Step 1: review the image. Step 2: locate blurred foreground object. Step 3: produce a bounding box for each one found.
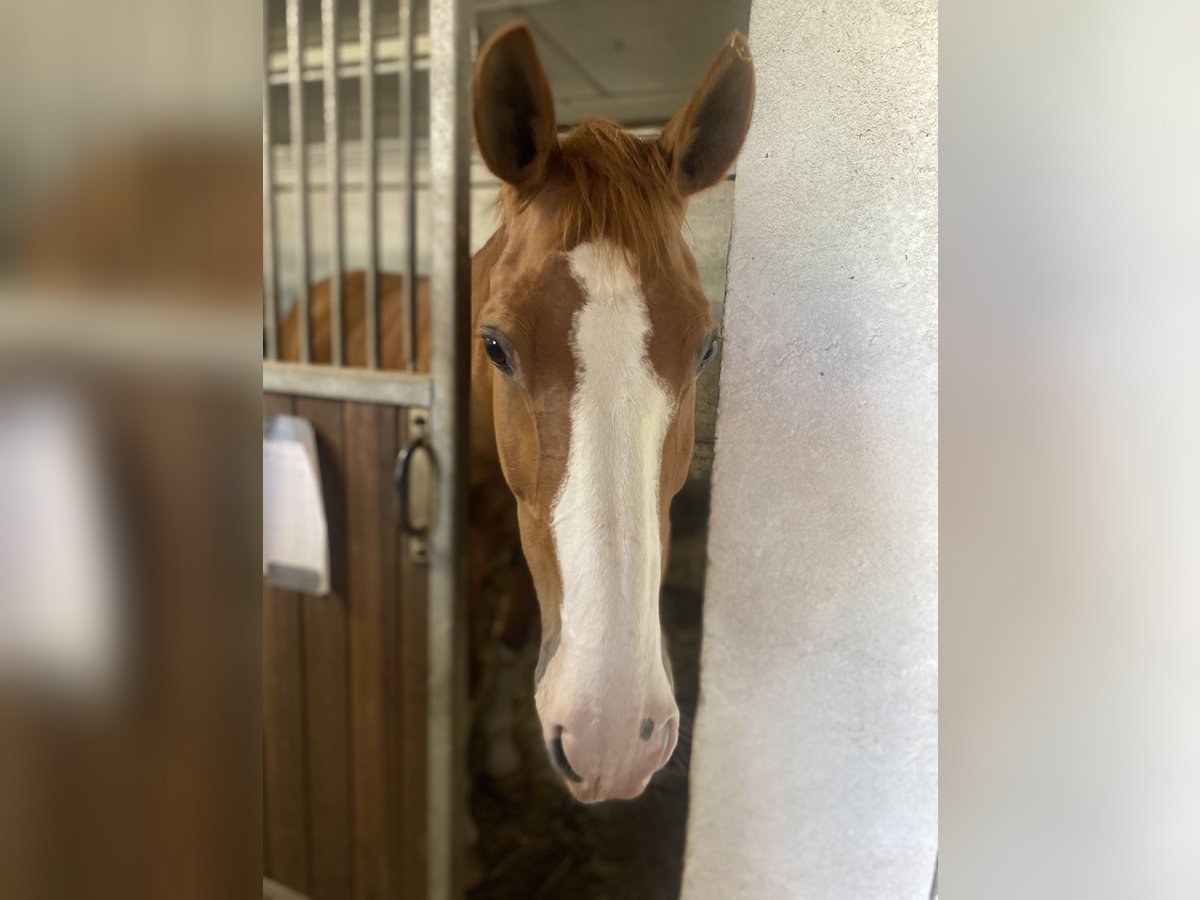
[0,0,258,306]
[942,0,1200,897]
[0,0,260,895]
[0,390,123,697]
[14,135,261,307]
[0,332,260,900]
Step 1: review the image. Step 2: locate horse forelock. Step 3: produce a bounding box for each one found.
[497,120,684,269]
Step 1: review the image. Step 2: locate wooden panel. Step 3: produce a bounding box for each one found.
[264,394,429,899]
[262,393,312,894]
[344,401,399,900]
[296,396,352,900]
[396,412,429,898]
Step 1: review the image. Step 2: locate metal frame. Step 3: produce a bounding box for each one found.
[400,0,419,371]
[263,363,431,407]
[321,0,344,366]
[285,0,312,363]
[265,35,432,86]
[262,0,279,360]
[359,0,379,369]
[263,0,471,896]
[427,1,471,896]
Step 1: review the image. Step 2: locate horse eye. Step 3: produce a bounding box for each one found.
[699,335,719,369]
[483,336,510,371]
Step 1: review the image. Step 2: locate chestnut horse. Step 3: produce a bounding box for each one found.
[283,22,754,802]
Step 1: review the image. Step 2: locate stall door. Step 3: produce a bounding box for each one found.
[263,393,429,900]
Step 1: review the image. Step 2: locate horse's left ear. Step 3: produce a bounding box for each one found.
[659,31,756,196]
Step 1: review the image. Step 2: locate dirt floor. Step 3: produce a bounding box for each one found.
[468,484,710,900]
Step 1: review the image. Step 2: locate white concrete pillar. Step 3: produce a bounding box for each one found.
[682,0,938,897]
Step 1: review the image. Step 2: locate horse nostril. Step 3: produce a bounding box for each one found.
[549,726,583,783]
[640,718,655,741]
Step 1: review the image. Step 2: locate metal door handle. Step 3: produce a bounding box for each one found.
[395,409,435,563]
[395,435,432,537]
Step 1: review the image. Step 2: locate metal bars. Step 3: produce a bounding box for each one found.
[285,0,311,363]
[359,0,380,369]
[401,0,419,371]
[426,1,471,897]
[321,0,344,365]
[262,0,279,360]
[266,0,427,377]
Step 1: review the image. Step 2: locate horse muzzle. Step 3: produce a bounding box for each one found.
[535,649,679,802]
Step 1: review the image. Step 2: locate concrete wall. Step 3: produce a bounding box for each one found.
[682,0,938,897]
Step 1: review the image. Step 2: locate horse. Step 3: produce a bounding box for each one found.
[282,21,755,803]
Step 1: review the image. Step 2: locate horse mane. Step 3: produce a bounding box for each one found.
[499,119,684,265]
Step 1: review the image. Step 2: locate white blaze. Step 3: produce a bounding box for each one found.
[549,241,673,698]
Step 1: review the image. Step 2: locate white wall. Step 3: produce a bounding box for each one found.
[682,0,938,897]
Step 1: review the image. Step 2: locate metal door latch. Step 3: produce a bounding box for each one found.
[395,408,436,565]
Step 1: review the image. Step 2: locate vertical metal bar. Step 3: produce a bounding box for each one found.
[263,1,279,360]
[322,0,344,366]
[286,0,312,363]
[427,0,470,896]
[360,0,380,369]
[400,0,418,371]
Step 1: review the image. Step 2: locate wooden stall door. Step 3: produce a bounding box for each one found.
[264,393,428,900]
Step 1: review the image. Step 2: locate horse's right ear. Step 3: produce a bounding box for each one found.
[473,22,557,190]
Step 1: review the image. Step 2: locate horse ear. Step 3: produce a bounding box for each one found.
[472,21,557,190]
[659,31,755,196]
